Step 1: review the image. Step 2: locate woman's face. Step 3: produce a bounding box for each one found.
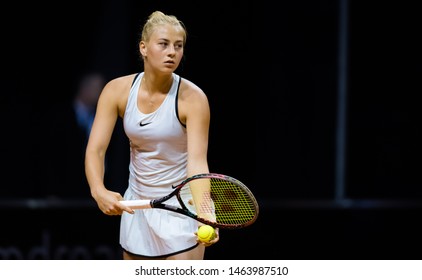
[141,24,185,73]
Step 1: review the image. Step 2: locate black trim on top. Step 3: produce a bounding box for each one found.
[132,72,141,87]
[175,76,186,127]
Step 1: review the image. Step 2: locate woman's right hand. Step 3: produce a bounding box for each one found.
[94,189,134,215]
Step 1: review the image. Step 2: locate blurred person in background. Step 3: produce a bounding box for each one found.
[44,72,128,198]
[73,72,105,142]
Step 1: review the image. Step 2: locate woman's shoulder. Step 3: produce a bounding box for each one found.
[178,76,209,111]
[106,73,140,90]
[100,73,139,99]
[179,76,206,99]
[99,73,141,115]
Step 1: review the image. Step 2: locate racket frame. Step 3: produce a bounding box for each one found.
[122,173,259,229]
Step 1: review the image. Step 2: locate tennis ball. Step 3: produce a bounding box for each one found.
[197,225,216,242]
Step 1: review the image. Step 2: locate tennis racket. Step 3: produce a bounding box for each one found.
[120,173,259,229]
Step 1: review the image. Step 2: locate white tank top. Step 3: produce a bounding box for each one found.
[123,72,187,199]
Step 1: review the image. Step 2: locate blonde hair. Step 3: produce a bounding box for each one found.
[140,11,187,45]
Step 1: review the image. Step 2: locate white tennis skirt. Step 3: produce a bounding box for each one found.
[120,187,199,258]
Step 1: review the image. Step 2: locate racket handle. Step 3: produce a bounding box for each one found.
[120,200,152,209]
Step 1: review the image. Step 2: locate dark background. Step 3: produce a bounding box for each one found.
[1,0,421,259]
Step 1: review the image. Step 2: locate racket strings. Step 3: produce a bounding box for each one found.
[210,178,257,225]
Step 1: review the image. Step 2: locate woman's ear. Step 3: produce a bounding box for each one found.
[139,41,147,58]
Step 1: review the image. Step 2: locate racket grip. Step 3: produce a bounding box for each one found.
[120,200,152,209]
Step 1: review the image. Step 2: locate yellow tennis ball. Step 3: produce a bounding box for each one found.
[197,225,215,242]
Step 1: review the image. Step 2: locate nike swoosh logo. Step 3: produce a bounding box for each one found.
[139,121,152,127]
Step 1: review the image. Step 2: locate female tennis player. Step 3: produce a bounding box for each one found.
[85,10,219,260]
